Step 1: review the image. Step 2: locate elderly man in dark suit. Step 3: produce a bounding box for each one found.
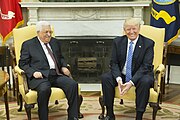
[101,18,155,120]
[19,21,79,120]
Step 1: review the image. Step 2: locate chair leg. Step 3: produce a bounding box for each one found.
[12,81,16,96]
[7,66,12,90]
[15,76,20,105]
[55,100,59,104]
[149,102,161,120]
[167,65,170,84]
[24,103,34,120]
[18,94,23,112]
[98,96,105,119]
[4,91,10,120]
[12,72,16,96]
[78,95,84,119]
[120,99,123,104]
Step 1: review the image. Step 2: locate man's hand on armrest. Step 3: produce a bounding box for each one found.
[61,67,71,77]
[14,65,24,75]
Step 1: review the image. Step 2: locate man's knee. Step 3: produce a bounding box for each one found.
[72,81,78,88]
[68,79,78,91]
[38,86,51,96]
[101,72,111,83]
[37,81,51,90]
[139,75,154,87]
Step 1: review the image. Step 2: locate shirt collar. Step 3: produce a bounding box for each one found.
[38,37,48,46]
[128,35,139,45]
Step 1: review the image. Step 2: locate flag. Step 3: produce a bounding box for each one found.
[150,0,180,44]
[0,0,24,44]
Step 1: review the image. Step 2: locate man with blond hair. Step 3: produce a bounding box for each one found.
[101,18,154,120]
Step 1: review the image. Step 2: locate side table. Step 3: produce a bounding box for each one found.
[0,70,10,120]
[167,45,180,84]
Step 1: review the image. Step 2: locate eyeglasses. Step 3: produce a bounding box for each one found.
[42,31,53,34]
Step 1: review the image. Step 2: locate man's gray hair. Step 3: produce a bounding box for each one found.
[36,21,51,32]
[123,18,142,29]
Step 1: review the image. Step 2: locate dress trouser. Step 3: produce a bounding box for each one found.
[101,71,153,116]
[34,72,78,120]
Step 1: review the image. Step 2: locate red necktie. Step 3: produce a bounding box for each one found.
[44,43,61,75]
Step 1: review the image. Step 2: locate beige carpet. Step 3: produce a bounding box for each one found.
[0,97,180,120]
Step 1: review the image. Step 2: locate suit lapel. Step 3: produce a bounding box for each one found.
[34,37,48,62]
[49,39,57,54]
[121,37,128,64]
[132,35,143,69]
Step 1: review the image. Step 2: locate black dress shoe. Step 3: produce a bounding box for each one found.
[78,112,84,118]
[103,116,115,120]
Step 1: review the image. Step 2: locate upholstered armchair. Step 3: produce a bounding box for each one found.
[99,25,165,120]
[13,25,83,120]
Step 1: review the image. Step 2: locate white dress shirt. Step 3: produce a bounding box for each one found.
[116,36,139,85]
[38,38,56,69]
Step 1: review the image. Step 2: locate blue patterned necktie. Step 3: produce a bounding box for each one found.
[126,41,134,82]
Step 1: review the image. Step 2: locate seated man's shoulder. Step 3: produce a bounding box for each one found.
[114,35,126,42]
[141,35,154,45]
[22,37,37,45]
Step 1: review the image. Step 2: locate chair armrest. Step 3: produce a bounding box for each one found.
[14,65,24,75]
[155,64,165,74]
[14,65,29,94]
[154,64,165,92]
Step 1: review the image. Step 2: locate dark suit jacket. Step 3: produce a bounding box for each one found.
[110,34,155,86]
[19,37,67,89]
